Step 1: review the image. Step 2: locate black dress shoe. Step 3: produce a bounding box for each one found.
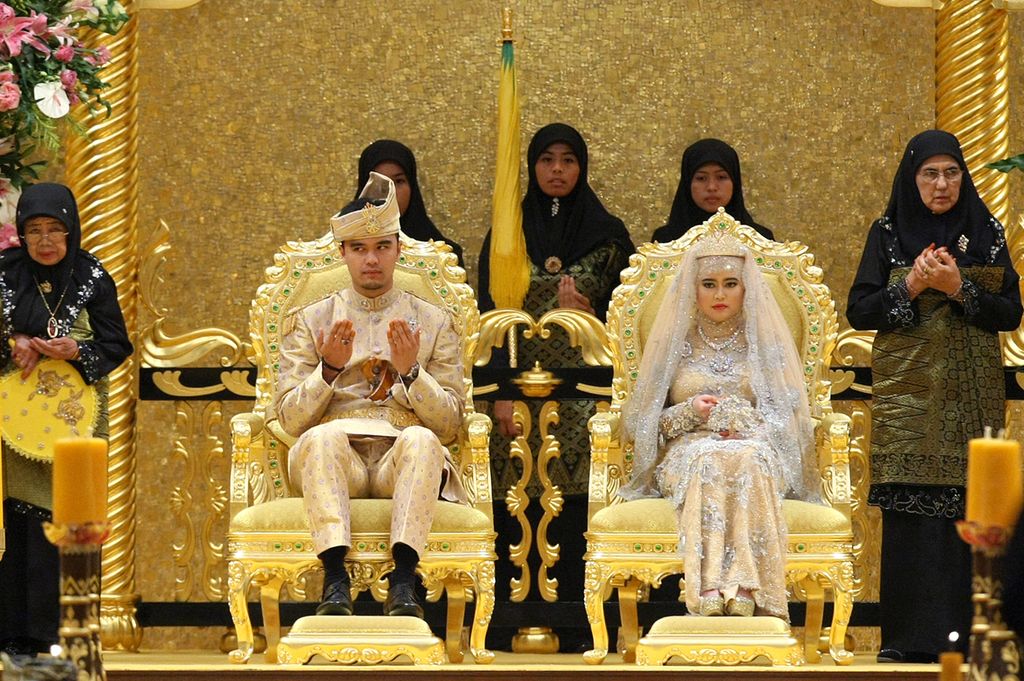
[877,648,904,663]
[316,578,353,616]
[385,581,423,618]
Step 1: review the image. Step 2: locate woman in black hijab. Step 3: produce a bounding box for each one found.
[652,139,774,242]
[848,130,1022,663]
[477,124,634,648]
[355,140,463,264]
[0,182,132,655]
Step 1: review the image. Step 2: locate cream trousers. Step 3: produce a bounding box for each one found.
[290,422,447,554]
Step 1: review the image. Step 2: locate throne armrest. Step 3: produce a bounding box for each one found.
[816,411,853,520]
[462,411,494,513]
[229,411,267,516]
[587,410,622,522]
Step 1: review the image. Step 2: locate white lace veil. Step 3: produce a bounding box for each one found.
[619,236,819,503]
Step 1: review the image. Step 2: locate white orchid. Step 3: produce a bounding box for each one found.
[34,80,70,119]
[0,178,19,226]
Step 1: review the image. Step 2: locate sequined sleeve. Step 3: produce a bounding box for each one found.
[884,278,916,328]
[848,218,918,331]
[659,400,702,442]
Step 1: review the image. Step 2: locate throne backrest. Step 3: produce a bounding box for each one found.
[244,233,479,493]
[608,212,838,471]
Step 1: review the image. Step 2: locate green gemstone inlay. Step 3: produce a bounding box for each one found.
[634,543,643,551]
[274,479,282,487]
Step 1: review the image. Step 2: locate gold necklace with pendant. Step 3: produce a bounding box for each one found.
[33,275,73,338]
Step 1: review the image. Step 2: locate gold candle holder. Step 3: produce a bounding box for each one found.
[43,521,110,681]
[956,520,1021,680]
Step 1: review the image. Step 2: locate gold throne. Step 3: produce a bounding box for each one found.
[225,233,497,664]
[583,211,856,666]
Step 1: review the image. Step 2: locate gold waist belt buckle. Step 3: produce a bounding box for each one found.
[321,407,423,430]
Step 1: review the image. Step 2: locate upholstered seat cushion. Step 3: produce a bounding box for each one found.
[589,498,849,535]
[230,497,491,533]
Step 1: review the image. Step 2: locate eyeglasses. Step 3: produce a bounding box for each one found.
[22,230,69,244]
[918,168,963,184]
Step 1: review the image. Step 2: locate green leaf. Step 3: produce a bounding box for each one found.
[986,153,1024,174]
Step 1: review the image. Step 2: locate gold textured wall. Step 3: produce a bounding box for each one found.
[130,0,1024,648]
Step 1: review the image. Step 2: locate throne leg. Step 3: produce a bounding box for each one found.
[444,574,467,663]
[583,561,613,664]
[801,577,825,663]
[618,577,642,663]
[227,560,254,663]
[259,575,286,663]
[469,561,495,664]
[828,562,856,665]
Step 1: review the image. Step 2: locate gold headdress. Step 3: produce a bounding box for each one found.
[330,171,402,243]
[693,228,747,278]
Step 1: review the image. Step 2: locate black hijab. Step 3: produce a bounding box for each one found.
[522,123,634,268]
[884,130,997,267]
[5,183,83,337]
[355,140,463,263]
[652,138,773,242]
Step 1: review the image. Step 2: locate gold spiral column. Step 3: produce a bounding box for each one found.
[935,0,1009,224]
[933,1,1024,363]
[63,0,142,651]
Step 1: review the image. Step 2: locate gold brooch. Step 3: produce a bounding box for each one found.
[363,202,381,234]
[544,256,562,274]
[40,280,53,294]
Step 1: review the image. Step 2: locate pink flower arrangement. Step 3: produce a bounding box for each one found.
[0,222,17,250]
[0,0,127,248]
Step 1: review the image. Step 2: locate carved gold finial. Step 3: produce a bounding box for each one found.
[501,6,514,41]
[512,362,562,398]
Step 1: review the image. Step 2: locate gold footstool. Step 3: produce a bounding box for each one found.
[277,615,445,665]
[635,616,803,666]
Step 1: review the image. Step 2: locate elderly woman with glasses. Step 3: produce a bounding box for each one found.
[0,183,132,656]
[847,131,1022,663]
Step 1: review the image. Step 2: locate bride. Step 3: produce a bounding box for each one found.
[619,230,819,619]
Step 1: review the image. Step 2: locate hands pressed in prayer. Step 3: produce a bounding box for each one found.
[557,275,595,315]
[910,243,961,297]
[387,319,420,376]
[317,319,355,382]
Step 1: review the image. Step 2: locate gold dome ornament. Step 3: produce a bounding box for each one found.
[511,361,562,398]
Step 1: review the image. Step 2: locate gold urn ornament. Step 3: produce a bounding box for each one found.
[511,362,562,398]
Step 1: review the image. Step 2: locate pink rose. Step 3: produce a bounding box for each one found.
[67,91,79,106]
[60,69,77,90]
[96,45,111,64]
[0,223,18,251]
[0,70,14,84]
[0,81,20,112]
[54,43,74,62]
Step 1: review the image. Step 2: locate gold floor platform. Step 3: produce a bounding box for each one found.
[101,650,946,681]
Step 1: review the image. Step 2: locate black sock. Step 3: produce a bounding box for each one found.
[390,542,419,586]
[318,545,349,587]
